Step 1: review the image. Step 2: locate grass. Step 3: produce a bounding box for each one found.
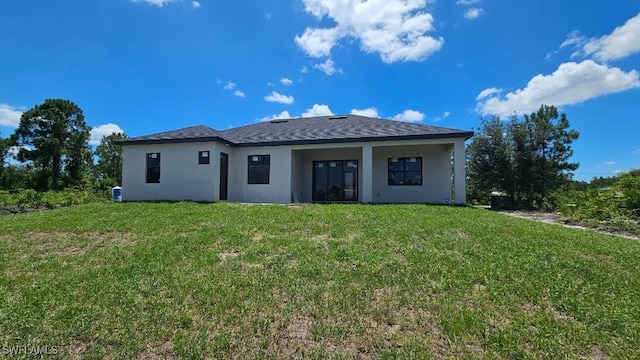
[1,202,639,359]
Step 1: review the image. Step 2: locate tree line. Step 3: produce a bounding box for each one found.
[467,104,580,209]
[0,99,126,192]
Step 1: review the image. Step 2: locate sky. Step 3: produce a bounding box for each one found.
[0,0,639,181]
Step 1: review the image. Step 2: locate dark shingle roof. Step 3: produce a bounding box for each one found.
[118,125,233,145]
[121,115,473,146]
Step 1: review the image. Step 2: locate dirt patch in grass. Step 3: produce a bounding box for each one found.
[589,345,610,360]
[6,231,137,257]
[219,251,239,263]
[136,340,177,360]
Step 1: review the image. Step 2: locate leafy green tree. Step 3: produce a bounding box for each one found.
[94,132,127,188]
[12,99,92,190]
[467,105,579,208]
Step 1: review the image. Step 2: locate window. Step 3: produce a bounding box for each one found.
[146,153,161,183]
[248,155,270,184]
[198,151,210,164]
[388,157,422,186]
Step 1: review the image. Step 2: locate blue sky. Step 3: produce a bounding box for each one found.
[0,0,638,181]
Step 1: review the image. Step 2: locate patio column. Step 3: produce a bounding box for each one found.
[361,144,373,203]
[453,139,466,204]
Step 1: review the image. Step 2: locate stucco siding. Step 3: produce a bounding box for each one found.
[121,142,218,202]
[372,144,453,203]
[228,146,292,203]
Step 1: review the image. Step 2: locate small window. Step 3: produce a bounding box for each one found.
[146,153,161,183]
[198,151,210,165]
[248,155,270,184]
[388,157,422,186]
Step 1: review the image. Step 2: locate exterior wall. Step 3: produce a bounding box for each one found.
[228,146,292,203]
[372,144,453,203]
[294,147,362,202]
[121,142,218,202]
[121,136,467,204]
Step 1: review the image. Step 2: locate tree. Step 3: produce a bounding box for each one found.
[467,105,579,208]
[94,132,127,188]
[12,99,92,190]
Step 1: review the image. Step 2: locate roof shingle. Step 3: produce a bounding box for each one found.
[121,115,473,146]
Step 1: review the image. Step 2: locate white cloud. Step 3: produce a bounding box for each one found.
[463,8,483,20]
[313,58,341,76]
[260,111,293,122]
[581,13,640,62]
[350,107,379,117]
[295,0,444,64]
[224,81,236,90]
[132,0,174,7]
[264,91,294,105]
[476,87,502,101]
[434,111,451,122]
[476,60,640,116]
[267,81,275,86]
[0,103,23,127]
[393,110,425,123]
[280,78,293,86]
[457,0,480,4]
[604,161,616,165]
[233,90,245,98]
[301,66,308,74]
[90,123,125,145]
[192,1,201,8]
[560,30,586,50]
[302,104,334,118]
[295,27,342,58]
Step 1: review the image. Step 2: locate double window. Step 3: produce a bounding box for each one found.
[248,155,270,184]
[388,157,422,186]
[198,151,210,165]
[146,153,161,183]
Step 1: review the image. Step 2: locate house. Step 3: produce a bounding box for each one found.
[118,115,473,204]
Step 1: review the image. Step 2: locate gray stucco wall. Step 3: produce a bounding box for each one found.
[121,142,218,202]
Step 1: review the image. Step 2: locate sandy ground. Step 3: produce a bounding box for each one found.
[498,210,640,242]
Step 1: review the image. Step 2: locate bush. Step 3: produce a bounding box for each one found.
[550,171,640,235]
[0,188,108,214]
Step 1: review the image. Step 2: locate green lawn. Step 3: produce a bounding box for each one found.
[1,203,639,359]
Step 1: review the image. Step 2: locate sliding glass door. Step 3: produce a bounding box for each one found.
[312,160,358,202]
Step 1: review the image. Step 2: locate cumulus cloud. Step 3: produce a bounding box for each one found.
[393,110,425,123]
[350,107,379,117]
[264,91,294,105]
[604,161,616,165]
[0,103,23,127]
[582,13,640,62]
[233,90,245,98]
[561,13,640,62]
[457,0,480,4]
[302,104,334,118]
[280,78,293,86]
[295,0,444,64]
[463,8,483,20]
[476,60,640,116]
[90,123,125,145]
[313,58,341,76]
[260,111,293,122]
[219,81,245,98]
[191,1,200,8]
[223,81,236,90]
[301,66,308,74]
